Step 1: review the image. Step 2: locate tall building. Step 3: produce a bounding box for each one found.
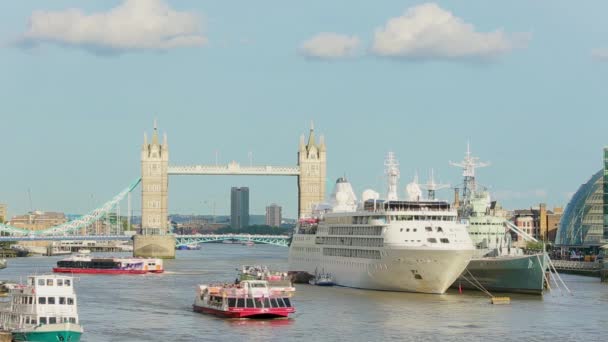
[141,121,169,235]
[0,204,6,223]
[231,187,249,229]
[265,204,282,227]
[298,123,327,218]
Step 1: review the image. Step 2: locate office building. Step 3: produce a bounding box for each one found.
[231,187,249,229]
[265,204,282,227]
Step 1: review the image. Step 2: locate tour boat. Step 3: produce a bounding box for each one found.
[193,280,295,319]
[53,254,164,274]
[0,274,83,342]
[237,265,294,290]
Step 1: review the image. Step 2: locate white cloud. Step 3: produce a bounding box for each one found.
[17,0,206,53]
[371,3,526,61]
[300,33,360,59]
[592,48,608,62]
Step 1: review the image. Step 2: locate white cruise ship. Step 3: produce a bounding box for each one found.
[288,154,474,294]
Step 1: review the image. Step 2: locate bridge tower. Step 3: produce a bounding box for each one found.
[134,121,175,259]
[298,123,326,218]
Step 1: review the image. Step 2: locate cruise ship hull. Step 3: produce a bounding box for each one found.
[454,253,549,295]
[290,248,474,294]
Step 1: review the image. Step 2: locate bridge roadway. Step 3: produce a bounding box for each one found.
[0,234,291,247]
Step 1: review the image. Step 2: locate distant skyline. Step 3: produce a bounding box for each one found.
[1,0,607,219]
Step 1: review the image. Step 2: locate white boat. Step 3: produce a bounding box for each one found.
[288,153,475,294]
[308,270,334,286]
[0,274,83,342]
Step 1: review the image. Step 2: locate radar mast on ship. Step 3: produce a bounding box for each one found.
[449,143,490,217]
[420,169,450,201]
[384,152,400,201]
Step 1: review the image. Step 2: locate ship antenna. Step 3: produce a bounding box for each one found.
[384,152,400,201]
[420,169,450,201]
[449,142,490,204]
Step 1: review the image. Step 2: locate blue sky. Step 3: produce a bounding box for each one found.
[1,0,607,219]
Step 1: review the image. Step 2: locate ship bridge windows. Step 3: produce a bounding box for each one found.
[38,279,45,286]
[38,297,46,305]
[48,297,55,305]
[46,279,53,286]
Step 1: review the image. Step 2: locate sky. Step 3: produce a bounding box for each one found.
[1,0,607,219]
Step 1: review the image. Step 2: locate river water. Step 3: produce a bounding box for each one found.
[2,245,607,341]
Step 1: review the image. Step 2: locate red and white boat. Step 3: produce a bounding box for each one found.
[53,254,164,275]
[193,280,295,319]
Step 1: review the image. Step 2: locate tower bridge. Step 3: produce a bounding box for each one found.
[137,121,326,258]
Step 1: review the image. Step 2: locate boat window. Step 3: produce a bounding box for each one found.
[427,238,437,243]
[246,299,254,308]
[440,238,450,243]
[49,317,56,324]
[65,279,71,287]
[39,297,46,305]
[67,298,74,305]
[69,318,76,324]
[413,229,417,232]
[425,227,432,232]
[30,278,34,286]
[59,297,66,305]
[38,279,45,286]
[236,298,245,308]
[31,319,36,325]
[277,298,286,308]
[29,297,33,305]
[26,316,30,324]
[406,228,410,232]
[263,298,271,308]
[227,298,236,307]
[57,279,63,286]
[40,317,47,325]
[46,279,53,286]
[270,298,279,308]
[283,298,292,307]
[48,297,56,305]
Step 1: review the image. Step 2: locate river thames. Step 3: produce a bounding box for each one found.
[2,244,607,341]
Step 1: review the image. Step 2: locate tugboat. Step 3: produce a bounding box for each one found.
[193,280,295,319]
[53,253,164,274]
[308,269,335,286]
[0,274,83,342]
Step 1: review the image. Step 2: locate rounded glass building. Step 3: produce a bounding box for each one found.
[556,148,608,247]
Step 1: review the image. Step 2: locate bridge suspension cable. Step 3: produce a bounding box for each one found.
[0,178,141,236]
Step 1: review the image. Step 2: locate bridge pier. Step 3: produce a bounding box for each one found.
[133,235,176,259]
